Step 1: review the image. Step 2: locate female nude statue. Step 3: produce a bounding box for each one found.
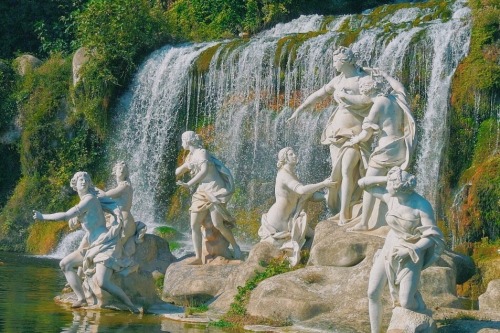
[33,172,140,313]
[359,167,444,333]
[176,131,241,264]
[97,161,145,258]
[288,46,372,225]
[348,70,415,231]
[259,147,335,265]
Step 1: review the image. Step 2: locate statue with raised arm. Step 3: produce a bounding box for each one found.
[259,147,336,266]
[33,172,140,313]
[97,161,146,259]
[288,46,372,226]
[348,70,416,232]
[176,131,241,264]
[359,167,444,333]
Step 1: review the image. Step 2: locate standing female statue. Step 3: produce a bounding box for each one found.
[359,167,444,333]
[288,46,372,225]
[259,147,336,266]
[347,70,416,231]
[176,131,241,264]
[33,172,140,313]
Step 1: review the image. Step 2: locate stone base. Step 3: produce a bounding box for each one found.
[387,307,436,333]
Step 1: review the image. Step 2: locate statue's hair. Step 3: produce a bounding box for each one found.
[181,131,203,148]
[277,147,294,169]
[112,160,130,181]
[332,46,356,65]
[359,74,388,96]
[70,171,98,195]
[387,166,416,194]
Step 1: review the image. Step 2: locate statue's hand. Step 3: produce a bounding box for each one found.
[286,110,299,123]
[392,246,411,262]
[176,180,190,189]
[322,178,337,188]
[33,210,43,221]
[346,136,360,147]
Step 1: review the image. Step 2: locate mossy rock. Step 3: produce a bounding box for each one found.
[26,221,68,254]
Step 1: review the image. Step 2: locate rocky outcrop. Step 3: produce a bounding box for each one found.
[13,54,42,76]
[162,241,281,309]
[245,219,471,330]
[72,47,89,86]
[161,218,476,331]
[387,307,437,333]
[478,279,500,312]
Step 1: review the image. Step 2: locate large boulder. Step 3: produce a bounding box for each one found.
[162,241,282,310]
[72,47,89,86]
[13,54,42,76]
[245,219,471,331]
[478,279,500,312]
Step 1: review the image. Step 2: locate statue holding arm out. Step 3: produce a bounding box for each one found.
[33,172,140,313]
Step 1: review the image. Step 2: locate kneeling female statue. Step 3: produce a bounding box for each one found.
[259,147,336,266]
[359,167,444,333]
[176,131,241,264]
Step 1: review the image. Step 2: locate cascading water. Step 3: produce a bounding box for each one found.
[46,230,85,259]
[109,0,472,229]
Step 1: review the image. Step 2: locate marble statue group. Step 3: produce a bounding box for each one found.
[33,46,444,332]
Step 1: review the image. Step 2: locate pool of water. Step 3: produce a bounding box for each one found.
[0,252,223,333]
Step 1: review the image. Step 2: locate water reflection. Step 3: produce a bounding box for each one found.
[0,252,222,333]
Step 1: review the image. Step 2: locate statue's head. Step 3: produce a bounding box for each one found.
[70,171,97,195]
[386,166,416,195]
[112,160,129,181]
[181,131,203,149]
[332,46,356,66]
[359,74,387,97]
[277,147,296,168]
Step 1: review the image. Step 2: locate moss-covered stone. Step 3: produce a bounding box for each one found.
[26,221,68,254]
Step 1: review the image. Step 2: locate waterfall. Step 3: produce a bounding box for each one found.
[46,230,85,259]
[109,0,472,227]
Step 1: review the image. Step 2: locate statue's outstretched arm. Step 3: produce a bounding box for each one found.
[287,83,333,122]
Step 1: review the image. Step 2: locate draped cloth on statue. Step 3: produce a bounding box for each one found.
[381,198,444,306]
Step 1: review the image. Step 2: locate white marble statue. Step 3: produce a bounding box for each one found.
[348,70,416,231]
[359,167,444,333]
[288,46,372,225]
[33,172,140,313]
[97,161,146,259]
[176,131,242,264]
[259,147,336,266]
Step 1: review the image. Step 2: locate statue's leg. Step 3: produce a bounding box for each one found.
[210,210,241,259]
[368,251,387,333]
[327,144,342,212]
[338,147,360,225]
[59,249,86,307]
[190,210,207,263]
[94,263,140,313]
[398,260,424,311]
[348,167,386,231]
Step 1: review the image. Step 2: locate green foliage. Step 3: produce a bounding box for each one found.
[75,0,171,137]
[228,257,292,316]
[0,0,88,58]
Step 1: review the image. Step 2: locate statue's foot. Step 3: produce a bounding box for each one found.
[187,257,202,265]
[346,222,369,232]
[128,306,143,314]
[233,245,242,260]
[71,299,87,308]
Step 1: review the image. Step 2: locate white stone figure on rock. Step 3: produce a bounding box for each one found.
[33,171,140,313]
[288,46,372,226]
[348,69,416,231]
[176,131,241,264]
[97,161,146,260]
[259,147,336,266]
[359,167,444,333]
